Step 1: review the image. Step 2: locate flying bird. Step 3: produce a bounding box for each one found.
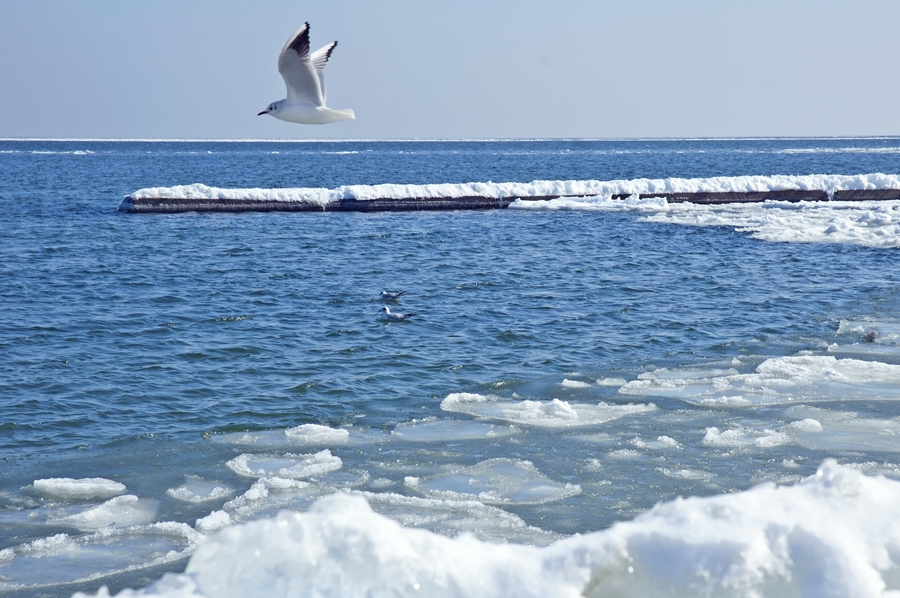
[258,22,355,125]
[381,307,415,321]
[379,291,406,300]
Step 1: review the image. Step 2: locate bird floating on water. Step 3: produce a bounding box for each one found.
[379,290,406,300]
[381,307,415,321]
[258,22,355,125]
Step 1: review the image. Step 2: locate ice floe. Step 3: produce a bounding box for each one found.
[619,355,900,405]
[404,458,581,505]
[211,424,351,448]
[390,419,519,442]
[0,522,198,591]
[166,477,233,503]
[31,477,126,500]
[440,393,655,428]
[225,449,342,479]
[46,495,158,532]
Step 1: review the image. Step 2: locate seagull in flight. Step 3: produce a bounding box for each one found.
[381,307,415,321]
[379,290,406,300]
[258,22,355,125]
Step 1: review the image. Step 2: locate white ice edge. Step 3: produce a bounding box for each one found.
[75,460,900,598]
[127,173,900,203]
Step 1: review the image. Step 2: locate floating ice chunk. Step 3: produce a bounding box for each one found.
[699,395,752,405]
[357,491,561,546]
[405,458,581,505]
[0,522,197,590]
[658,467,713,481]
[595,377,627,387]
[50,495,158,531]
[786,418,824,433]
[391,419,518,442]
[195,510,233,533]
[441,393,655,428]
[73,575,205,598]
[560,378,592,388]
[95,461,900,598]
[166,477,233,503]
[630,435,681,450]
[702,426,791,448]
[211,424,350,448]
[31,477,125,500]
[620,355,900,405]
[220,470,371,525]
[782,406,900,453]
[607,449,644,459]
[225,450,342,479]
[284,424,350,444]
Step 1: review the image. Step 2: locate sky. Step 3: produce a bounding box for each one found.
[1,0,899,140]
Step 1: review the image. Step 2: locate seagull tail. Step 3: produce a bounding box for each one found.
[337,108,355,121]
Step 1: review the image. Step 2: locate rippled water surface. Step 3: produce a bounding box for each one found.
[2,138,900,596]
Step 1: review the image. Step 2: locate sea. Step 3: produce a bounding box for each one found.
[2,137,900,597]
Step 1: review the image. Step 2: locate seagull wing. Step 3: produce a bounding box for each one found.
[277,22,325,106]
[309,42,337,104]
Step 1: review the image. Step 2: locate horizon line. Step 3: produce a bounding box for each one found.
[3,135,900,143]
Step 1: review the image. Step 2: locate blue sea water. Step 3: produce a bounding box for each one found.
[1,138,900,596]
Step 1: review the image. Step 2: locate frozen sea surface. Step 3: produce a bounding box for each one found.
[1,138,900,597]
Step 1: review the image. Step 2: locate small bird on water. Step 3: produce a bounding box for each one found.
[379,290,406,300]
[381,307,415,321]
[258,22,355,125]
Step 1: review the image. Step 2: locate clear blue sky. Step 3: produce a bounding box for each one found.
[2,0,899,139]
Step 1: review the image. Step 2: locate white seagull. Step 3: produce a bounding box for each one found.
[379,290,406,300]
[381,307,415,321]
[258,22,355,125]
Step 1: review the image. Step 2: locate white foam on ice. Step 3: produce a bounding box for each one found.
[404,458,581,505]
[619,355,900,406]
[225,450,342,479]
[440,392,655,428]
[390,419,519,442]
[166,477,233,503]
[49,495,158,531]
[31,477,126,500]
[0,522,198,590]
[81,461,900,598]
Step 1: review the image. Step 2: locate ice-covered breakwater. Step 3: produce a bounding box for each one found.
[119,174,900,213]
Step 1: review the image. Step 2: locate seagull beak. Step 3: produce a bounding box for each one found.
[257,110,268,116]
